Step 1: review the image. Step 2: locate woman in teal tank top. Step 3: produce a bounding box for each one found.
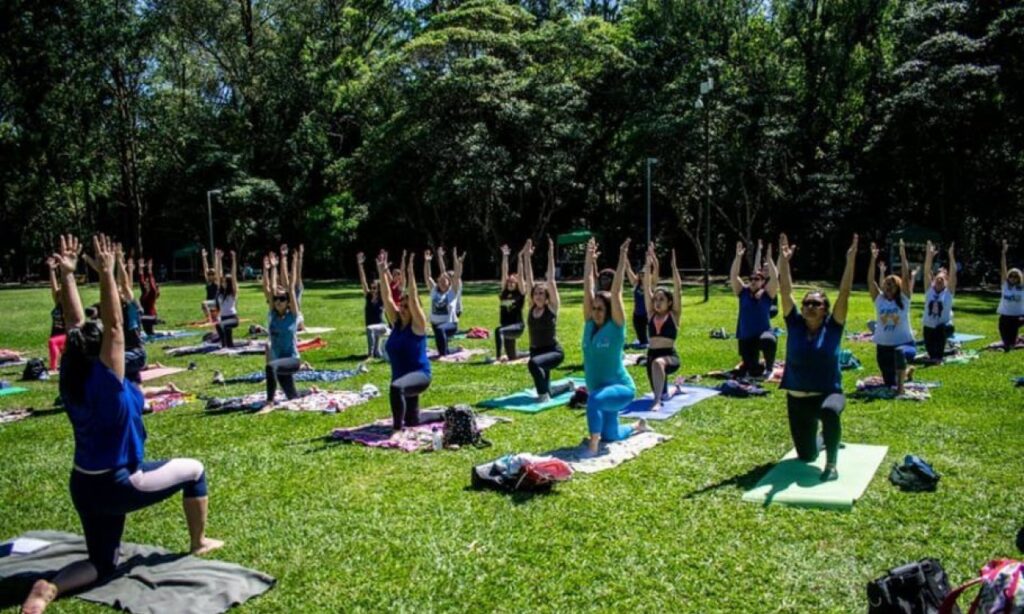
[581,237,649,456]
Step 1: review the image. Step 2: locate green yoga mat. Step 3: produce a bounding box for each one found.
[478,378,585,413]
[0,387,27,397]
[742,443,888,510]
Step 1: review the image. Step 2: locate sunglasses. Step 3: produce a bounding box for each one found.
[273,296,288,302]
[802,300,824,308]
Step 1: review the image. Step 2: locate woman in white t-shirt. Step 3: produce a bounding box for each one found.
[423,246,464,357]
[869,240,917,395]
[998,239,1024,351]
[921,241,957,363]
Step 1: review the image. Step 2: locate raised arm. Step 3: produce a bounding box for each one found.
[610,238,631,326]
[452,247,465,297]
[500,244,510,296]
[583,238,597,321]
[290,245,300,294]
[214,248,224,285]
[281,249,300,316]
[84,235,124,380]
[670,249,682,321]
[437,247,449,279]
[148,259,158,297]
[642,246,655,316]
[229,250,238,295]
[377,251,398,322]
[53,235,85,329]
[514,248,526,295]
[868,242,880,300]
[356,252,371,294]
[624,256,638,288]
[730,241,746,296]
[764,244,778,299]
[832,234,858,326]
[546,237,560,314]
[520,240,535,289]
[406,252,428,334]
[753,239,763,272]
[923,241,936,290]
[777,234,796,317]
[423,250,435,292]
[296,244,304,291]
[201,248,211,280]
[268,251,279,295]
[278,244,289,293]
[1001,240,1009,283]
[947,243,957,295]
[899,239,912,300]
[262,255,272,303]
[48,258,61,305]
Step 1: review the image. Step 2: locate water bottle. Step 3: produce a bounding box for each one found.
[431,427,443,452]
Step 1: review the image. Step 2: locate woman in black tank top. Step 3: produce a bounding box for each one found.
[641,244,683,411]
[520,238,571,400]
[494,244,527,362]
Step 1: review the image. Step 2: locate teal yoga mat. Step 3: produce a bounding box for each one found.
[478,378,585,413]
[0,387,28,397]
[742,443,888,510]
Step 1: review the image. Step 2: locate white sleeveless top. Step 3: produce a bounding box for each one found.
[873,294,914,346]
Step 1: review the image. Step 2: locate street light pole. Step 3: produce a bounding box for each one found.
[697,69,714,302]
[645,157,658,247]
[206,189,222,256]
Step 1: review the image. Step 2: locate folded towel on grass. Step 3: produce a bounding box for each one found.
[0,530,274,614]
[330,413,509,452]
[542,431,672,474]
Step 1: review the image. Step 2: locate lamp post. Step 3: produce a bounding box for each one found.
[206,189,222,256]
[645,157,658,247]
[696,68,714,302]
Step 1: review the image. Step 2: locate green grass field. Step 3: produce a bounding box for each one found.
[1,280,1021,612]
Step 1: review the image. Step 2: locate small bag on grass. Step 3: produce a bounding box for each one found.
[442,405,490,448]
[867,558,958,614]
[22,358,47,381]
[889,455,940,492]
[514,458,573,491]
[940,559,1024,614]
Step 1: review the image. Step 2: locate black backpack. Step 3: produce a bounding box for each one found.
[442,405,490,448]
[890,455,940,492]
[867,559,959,614]
[22,358,47,381]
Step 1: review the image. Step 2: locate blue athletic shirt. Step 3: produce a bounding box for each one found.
[582,319,635,392]
[386,322,431,380]
[268,310,299,360]
[633,285,647,318]
[780,308,844,395]
[736,288,773,340]
[65,360,146,471]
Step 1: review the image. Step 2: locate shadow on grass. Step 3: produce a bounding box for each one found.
[680,462,776,500]
[463,484,559,505]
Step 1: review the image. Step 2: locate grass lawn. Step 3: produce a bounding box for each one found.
[0,279,1021,612]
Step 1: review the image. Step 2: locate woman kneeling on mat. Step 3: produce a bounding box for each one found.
[494,243,526,362]
[921,241,957,363]
[46,257,67,372]
[260,244,302,409]
[868,240,917,395]
[379,250,439,430]
[22,235,221,614]
[998,240,1024,351]
[214,249,240,349]
[357,251,388,359]
[730,241,779,377]
[137,258,159,337]
[774,233,856,482]
[582,237,649,456]
[522,238,571,401]
[641,243,683,410]
[424,247,464,357]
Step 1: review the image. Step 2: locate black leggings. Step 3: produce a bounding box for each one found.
[494,322,525,360]
[737,332,778,377]
[266,356,300,401]
[787,393,844,466]
[632,312,649,345]
[217,314,239,348]
[922,324,954,361]
[876,344,910,387]
[999,314,1023,351]
[69,460,207,578]
[141,315,156,336]
[528,345,564,396]
[432,322,458,356]
[390,370,432,430]
[645,347,680,395]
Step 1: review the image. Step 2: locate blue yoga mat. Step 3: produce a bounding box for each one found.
[478,378,585,413]
[913,332,983,345]
[620,387,720,420]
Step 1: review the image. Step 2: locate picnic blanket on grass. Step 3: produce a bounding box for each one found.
[741,444,888,510]
[478,378,586,413]
[543,431,672,474]
[428,347,486,363]
[222,366,367,384]
[620,387,719,420]
[144,391,194,413]
[0,409,32,425]
[330,414,509,452]
[0,530,274,614]
[205,390,373,413]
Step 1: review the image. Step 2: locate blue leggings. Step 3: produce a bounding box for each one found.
[69,459,207,578]
[586,384,636,442]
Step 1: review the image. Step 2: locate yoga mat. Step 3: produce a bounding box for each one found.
[742,443,889,510]
[330,414,509,452]
[0,387,28,398]
[0,530,274,614]
[0,409,32,425]
[299,326,335,335]
[620,387,720,420]
[478,378,586,413]
[139,367,186,382]
[544,432,672,474]
[913,332,984,345]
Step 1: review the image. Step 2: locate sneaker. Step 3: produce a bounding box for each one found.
[537,393,551,403]
[820,465,838,482]
[357,362,370,374]
[212,371,225,385]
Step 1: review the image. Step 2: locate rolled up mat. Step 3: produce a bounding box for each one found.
[741,443,888,510]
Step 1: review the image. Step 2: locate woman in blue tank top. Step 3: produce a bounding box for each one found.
[730,241,779,378]
[581,237,650,457]
[259,244,303,411]
[378,250,438,431]
[775,233,857,483]
[21,235,222,614]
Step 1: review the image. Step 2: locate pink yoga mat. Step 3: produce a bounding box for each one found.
[139,367,186,382]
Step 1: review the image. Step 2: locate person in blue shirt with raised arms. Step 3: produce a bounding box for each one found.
[581,237,650,457]
[21,234,221,614]
[730,240,779,378]
[773,232,857,483]
[259,243,302,410]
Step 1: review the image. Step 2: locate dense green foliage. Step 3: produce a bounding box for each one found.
[2,0,1024,279]
[0,282,1021,611]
